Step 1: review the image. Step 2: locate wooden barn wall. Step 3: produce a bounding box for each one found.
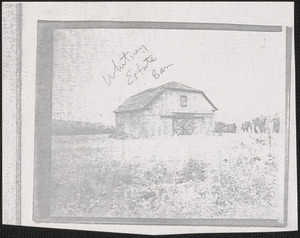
[115,89,216,137]
[116,113,214,137]
[115,112,142,137]
[115,112,173,137]
[147,89,214,116]
[116,112,173,137]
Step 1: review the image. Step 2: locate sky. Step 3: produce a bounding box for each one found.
[52,28,286,126]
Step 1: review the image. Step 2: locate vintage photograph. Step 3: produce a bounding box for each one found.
[2,2,296,235]
[49,27,287,220]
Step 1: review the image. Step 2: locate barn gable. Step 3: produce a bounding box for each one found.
[148,89,216,116]
[114,82,217,137]
[114,81,218,113]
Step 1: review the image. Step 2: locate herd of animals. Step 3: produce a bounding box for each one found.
[241,114,280,134]
[214,122,237,133]
[214,114,280,135]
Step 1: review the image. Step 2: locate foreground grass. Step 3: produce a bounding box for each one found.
[51,133,280,219]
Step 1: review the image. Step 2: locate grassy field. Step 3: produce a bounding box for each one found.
[51,133,282,219]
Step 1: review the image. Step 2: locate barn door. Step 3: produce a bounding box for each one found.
[173,118,194,136]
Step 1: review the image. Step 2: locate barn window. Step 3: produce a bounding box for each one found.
[180,95,187,107]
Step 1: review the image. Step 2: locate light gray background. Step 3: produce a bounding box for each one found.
[52,28,285,126]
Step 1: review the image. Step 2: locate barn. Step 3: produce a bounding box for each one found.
[114,81,218,138]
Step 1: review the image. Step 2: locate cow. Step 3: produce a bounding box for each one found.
[215,122,237,134]
[252,115,267,134]
[241,121,253,133]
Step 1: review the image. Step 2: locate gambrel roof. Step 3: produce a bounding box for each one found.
[114,81,218,113]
